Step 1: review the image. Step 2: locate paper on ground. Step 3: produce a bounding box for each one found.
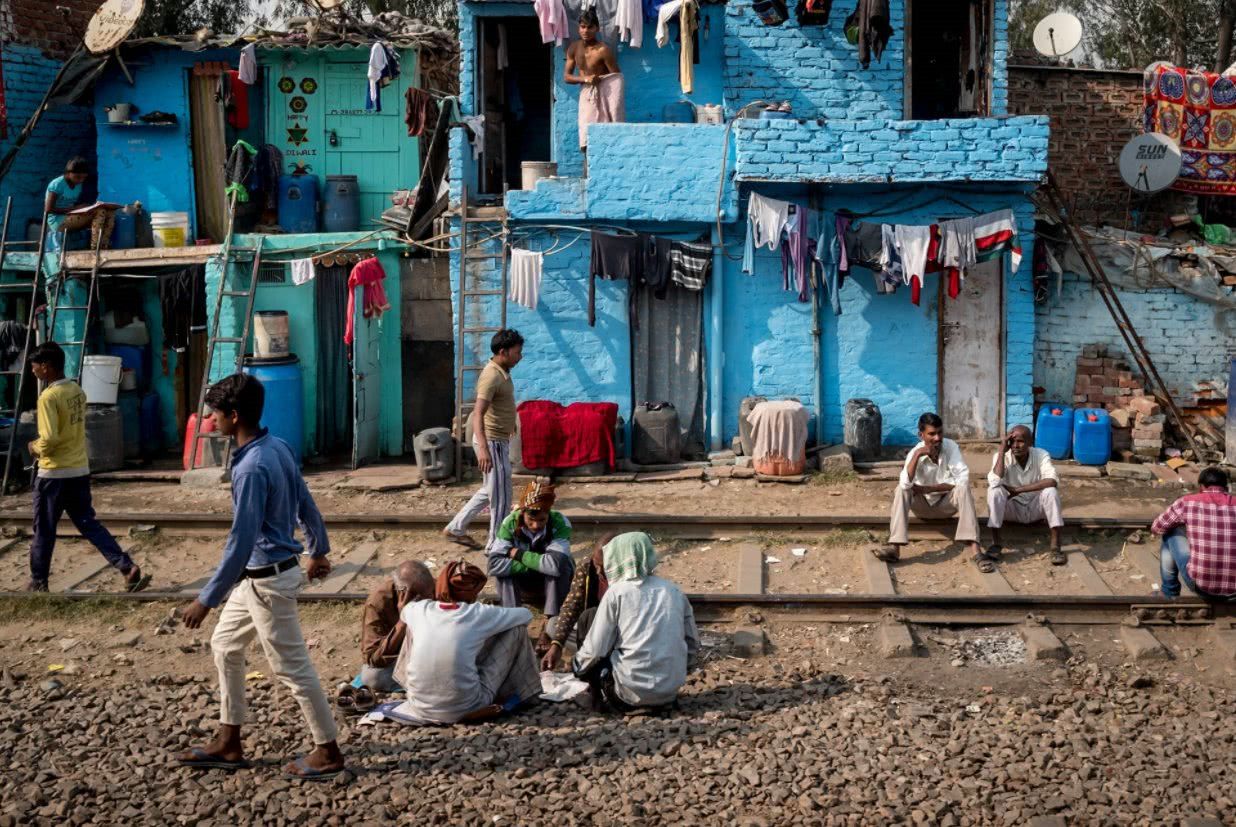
[539,670,589,703]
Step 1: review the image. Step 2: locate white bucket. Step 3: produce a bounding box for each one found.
[254,310,290,358]
[695,104,724,125]
[81,355,123,405]
[520,161,557,191]
[151,211,190,248]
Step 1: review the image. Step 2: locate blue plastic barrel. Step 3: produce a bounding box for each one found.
[111,210,136,249]
[107,344,146,389]
[139,391,162,453]
[323,175,360,232]
[1072,408,1112,466]
[242,354,304,464]
[1035,403,1073,460]
[117,389,141,460]
[278,174,319,234]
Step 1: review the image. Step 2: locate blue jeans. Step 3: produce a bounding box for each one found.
[30,475,134,585]
[1159,527,1198,599]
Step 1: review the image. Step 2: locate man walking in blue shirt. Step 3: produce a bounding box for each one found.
[176,374,344,780]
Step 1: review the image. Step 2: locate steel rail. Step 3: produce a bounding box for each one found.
[0,510,1156,535]
[1,590,1219,627]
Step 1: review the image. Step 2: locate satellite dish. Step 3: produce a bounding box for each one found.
[1119,133,1181,194]
[1033,12,1083,58]
[84,0,145,54]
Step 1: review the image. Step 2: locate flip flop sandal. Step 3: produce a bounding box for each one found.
[872,545,900,563]
[126,573,152,593]
[1050,547,1068,566]
[973,552,997,574]
[985,544,1004,561]
[284,755,345,782]
[336,686,357,714]
[353,687,376,714]
[444,531,482,550]
[178,747,251,771]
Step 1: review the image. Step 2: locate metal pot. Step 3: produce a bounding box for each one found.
[105,103,134,123]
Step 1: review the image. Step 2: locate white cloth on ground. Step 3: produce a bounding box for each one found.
[745,400,809,464]
[238,44,257,85]
[893,224,932,285]
[290,258,316,286]
[394,601,533,724]
[508,248,544,310]
[655,0,684,46]
[572,576,699,707]
[615,0,643,47]
[898,438,970,506]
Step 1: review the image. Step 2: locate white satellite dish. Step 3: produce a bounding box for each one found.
[1033,12,1084,58]
[1119,133,1181,194]
[84,0,145,54]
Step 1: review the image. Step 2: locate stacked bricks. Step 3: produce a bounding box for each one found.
[1072,344,1163,461]
[731,117,1049,184]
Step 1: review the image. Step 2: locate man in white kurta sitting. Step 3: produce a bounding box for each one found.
[877,412,983,569]
[391,569,543,725]
[987,424,1065,567]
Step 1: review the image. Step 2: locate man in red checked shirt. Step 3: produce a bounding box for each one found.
[1150,466,1236,600]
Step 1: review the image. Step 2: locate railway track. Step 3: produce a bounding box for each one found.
[0,510,1156,537]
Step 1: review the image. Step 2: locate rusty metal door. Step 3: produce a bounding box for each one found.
[939,258,1002,439]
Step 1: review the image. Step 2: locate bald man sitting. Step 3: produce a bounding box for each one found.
[359,561,436,691]
[986,425,1065,568]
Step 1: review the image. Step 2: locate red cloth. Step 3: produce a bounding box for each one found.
[517,400,618,471]
[225,70,249,129]
[344,257,391,345]
[1151,488,1236,594]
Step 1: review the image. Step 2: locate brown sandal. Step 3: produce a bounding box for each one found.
[872,545,901,563]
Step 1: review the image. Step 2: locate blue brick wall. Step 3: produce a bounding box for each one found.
[733,116,1049,183]
[584,123,738,222]
[0,44,95,239]
[723,0,905,120]
[1035,271,1236,404]
[505,175,586,219]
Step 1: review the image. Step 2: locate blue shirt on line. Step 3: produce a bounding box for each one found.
[197,430,330,608]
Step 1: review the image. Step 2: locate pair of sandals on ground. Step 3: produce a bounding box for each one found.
[873,543,1067,572]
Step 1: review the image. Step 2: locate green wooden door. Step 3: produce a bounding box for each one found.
[322,52,418,227]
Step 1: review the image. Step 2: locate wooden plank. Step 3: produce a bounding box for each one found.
[1123,540,1196,597]
[860,548,896,595]
[735,544,765,595]
[305,542,380,595]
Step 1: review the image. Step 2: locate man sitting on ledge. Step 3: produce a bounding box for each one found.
[986,425,1065,567]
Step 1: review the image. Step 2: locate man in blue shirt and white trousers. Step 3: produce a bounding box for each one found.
[176,373,345,780]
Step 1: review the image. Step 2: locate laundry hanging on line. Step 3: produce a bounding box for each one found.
[366,43,401,112]
[291,258,316,286]
[345,257,391,345]
[509,248,544,310]
[588,229,713,326]
[238,44,257,85]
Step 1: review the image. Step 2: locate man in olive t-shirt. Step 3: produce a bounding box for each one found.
[444,329,524,550]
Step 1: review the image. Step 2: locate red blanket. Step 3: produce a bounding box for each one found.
[518,400,618,471]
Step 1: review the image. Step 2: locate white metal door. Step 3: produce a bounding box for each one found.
[939,258,1002,439]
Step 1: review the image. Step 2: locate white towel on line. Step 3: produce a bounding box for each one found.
[291,258,316,285]
[238,44,257,85]
[508,248,543,310]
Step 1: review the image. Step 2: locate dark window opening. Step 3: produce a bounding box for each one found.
[478,17,554,196]
[909,0,991,120]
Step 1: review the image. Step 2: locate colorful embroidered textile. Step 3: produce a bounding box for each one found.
[1144,63,1236,196]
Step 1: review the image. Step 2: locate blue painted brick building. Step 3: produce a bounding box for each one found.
[452,0,1048,452]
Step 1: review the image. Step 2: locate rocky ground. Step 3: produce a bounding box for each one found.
[0,601,1232,826]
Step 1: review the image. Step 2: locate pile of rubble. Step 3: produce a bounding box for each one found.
[1072,345,1165,461]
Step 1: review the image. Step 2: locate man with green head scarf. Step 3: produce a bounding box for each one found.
[572,532,698,712]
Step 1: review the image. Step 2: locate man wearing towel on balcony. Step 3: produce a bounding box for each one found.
[876,412,984,571]
[566,8,624,156]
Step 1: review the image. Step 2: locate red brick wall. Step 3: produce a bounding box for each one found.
[6,0,100,59]
[1008,64,1188,227]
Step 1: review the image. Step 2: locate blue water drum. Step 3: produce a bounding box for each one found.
[107,344,146,389]
[1034,403,1073,460]
[278,174,319,234]
[662,100,695,123]
[111,209,136,249]
[139,391,162,453]
[242,354,304,464]
[117,389,141,460]
[323,175,360,232]
[1072,408,1112,466]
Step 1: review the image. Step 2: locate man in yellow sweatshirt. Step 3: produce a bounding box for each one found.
[26,342,148,592]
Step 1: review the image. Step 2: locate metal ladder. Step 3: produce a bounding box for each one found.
[45,224,105,384]
[453,186,508,477]
[186,195,263,471]
[0,198,44,492]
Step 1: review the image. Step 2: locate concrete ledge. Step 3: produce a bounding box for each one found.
[1120,626,1170,662]
[878,618,918,658]
[1020,623,1068,661]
